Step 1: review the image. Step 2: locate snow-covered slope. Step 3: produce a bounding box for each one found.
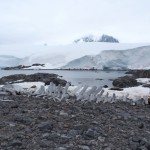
[0,43,150,69]
[0,55,21,68]
[62,46,150,69]
[20,54,66,69]
[19,43,149,69]
[74,34,119,43]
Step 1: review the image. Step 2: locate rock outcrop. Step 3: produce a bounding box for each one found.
[0,73,67,86]
[74,34,119,43]
[113,70,150,88]
[2,64,45,70]
[112,76,138,88]
[126,70,150,78]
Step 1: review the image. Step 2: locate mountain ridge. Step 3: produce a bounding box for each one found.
[0,44,150,69]
[74,34,119,43]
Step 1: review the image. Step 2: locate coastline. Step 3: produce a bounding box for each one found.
[0,71,150,149]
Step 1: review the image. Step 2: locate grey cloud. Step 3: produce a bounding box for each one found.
[0,0,150,56]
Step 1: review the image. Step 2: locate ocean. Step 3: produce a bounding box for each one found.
[0,70,126,87]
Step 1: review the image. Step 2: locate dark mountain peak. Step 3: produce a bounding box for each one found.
[99,34,119,43]
[74,34,119,43]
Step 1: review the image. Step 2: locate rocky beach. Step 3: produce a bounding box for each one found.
[0,71,150,149]
[1,95,150,150]
[1,0,150,149]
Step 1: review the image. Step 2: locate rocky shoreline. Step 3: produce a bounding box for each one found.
[2,64,45,70]
[1,95,150,150]
[113,70,150,88]
[0,73,67,86]
[0,71,150,149]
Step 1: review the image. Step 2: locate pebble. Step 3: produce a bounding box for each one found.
[37,121,53,132]
[98,136,105,142]
[11,140,22,147]
[0,95,150,149]
[78,145,90,150]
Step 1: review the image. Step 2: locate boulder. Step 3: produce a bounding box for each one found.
[112,76,138,88]
[109,87,123,91]
[44,77,67,86]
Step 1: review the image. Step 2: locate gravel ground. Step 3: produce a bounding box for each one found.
[0,95,150,150]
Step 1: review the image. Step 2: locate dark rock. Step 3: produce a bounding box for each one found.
[0,101,10,109]
[109,87,123,91]
[83,128,97,140]
[14,114,32,125]
[126,70,150,78]
[103,85,108,88]
[32,63,44,67]
[137,146,148,150]
[95,78,103,80]
[39,139,50,148]
[37,121,53,132]
[44,77,67,86]
[68,129,78,138]
[11,140,22,147]
[0,73,67,86]
[132,136,141,143]
[143,84,150,88]
[112,76,137,88]
[59,136,70,144]
[139,138,147,146]
[74,124,88,131]
[0,74,26,84]
[25,73,57,82]
[30,85,37,88]
[129,142,140,150]
[74,34,119,43]
[43,132,60,140]
[146,143,150,150]
[138,123,144,129]
[10,102,19,108]
[103,143,115,150]
[119,112,131,120]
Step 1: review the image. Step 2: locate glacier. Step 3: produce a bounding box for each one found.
[0,55,21,68]
[62,46,150,70]
[0,43,150,69]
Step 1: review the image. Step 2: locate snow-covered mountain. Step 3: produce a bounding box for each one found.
[0,43,150,69]
[19,43,149,69]
[0,55,21,68]
[62,46,150,70]
[74,34,119,43]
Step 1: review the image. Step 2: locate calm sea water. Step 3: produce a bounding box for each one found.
[0,70,126,87]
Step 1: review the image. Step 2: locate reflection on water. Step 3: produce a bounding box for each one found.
[0,70,126,87]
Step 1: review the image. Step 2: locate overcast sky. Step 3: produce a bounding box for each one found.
[0,0,150,56]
